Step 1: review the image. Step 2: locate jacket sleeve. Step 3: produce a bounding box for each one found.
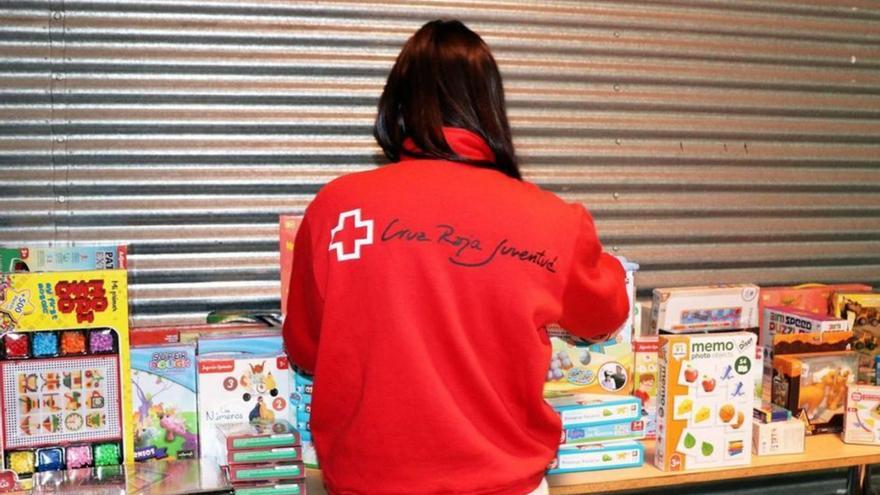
[558,206,630,340]
[282,213,325,374]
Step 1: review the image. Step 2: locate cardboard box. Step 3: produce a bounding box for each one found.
[233,480,306,495]
[227,462,305,483]
[762,306,849,348]
[544,335,633,397]
[832,292,880,382]
[656,332,756,471]
[652,285,759,334]
[614,257,639,346]
[752,419,804,456]
[632,337,658,438]
[217,420,300,452]
[548,441,644,474]
[279,215,303,317]
[561,420,645,446]
[760,284,872,328]
[0,246,127,273]
[753,402,792,424]
[843,384,880,445]
[196,331,283,356]
[771,352,858,435]
[545,394,641,429]
[130,344,199,461]
[197,355,291,461]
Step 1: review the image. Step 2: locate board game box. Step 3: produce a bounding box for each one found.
[0,246,126,273]
[652,285,759,334]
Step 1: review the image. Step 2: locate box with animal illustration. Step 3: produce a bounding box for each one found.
[197,354,291,460]
[771,351,857,435]
[130,344,198,461]
[655,332,756,472]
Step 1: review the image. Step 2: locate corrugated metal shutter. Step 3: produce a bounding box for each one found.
[2,0,879,326]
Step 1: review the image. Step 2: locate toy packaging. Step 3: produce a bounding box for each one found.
[561,420,645,446]
[197,354,291,461]
[652,284,759,334]
[771,351,858,435]
[843,384,880,445]
[612,257,639,346]
[195,330,284,356]
[227,461,305,483]
[632,337,658,438]
[234,480,306,495]
[0,246,127,273]
[762,306,849,350]
[548,441,644,474]
[753,402,792,424]
[289,370,317,469]
[217,420,300,452]
[760,283,872,328]
[0,270,133,480]
[279,215,303,317]
[752,419,805,456]
[130,344,198,462]
[544,334,633,397]
[833,292,880,382]
[655,332,756,472]
[229,446,303,465]
[545,393,641,429]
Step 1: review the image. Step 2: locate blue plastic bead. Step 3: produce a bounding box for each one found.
[36,447,64,472]
[32,332,58,358]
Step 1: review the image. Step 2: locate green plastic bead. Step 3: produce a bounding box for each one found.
[93,443,120,466]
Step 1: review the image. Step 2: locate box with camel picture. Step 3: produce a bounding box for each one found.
[771,351,858,435]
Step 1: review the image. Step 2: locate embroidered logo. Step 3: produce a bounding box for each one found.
[329,208,374,261]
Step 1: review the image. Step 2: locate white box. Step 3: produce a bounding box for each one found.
[652,285,759,333]
[752,419,805,456]
[843,384,880,445]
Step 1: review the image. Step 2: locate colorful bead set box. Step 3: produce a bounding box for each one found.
[0,270,134,488]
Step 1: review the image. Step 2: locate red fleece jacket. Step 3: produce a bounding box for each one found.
[283,128,629,495]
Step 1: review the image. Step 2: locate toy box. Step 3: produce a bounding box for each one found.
[561,420,645,446]
[613,257,639,346]
[752,419,804,456]
[217,420,300,452]
[548,441,644,474]
[545,394,641,429]
[753,402,791,424]
[655,332,756,472]
[760,284,872,329]
[833,292,880,382]
[130,344,198,461]
[652,284,759,334]
[227,462,305,483]
[762,306,849,349]
[0,270,133,479]
[632,336,658,438]
[0,246,126,273]
[544,335,633,397]
[843,384,880,445]
[771,352,858,435]
[195,331,283,356]
[197,354,291,461]
[234,480,306,495]
[279,215,303,317]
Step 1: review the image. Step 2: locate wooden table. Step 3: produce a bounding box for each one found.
[305,435,880,495]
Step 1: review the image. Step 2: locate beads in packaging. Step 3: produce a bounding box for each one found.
[32,332,59,358]
[60,330,87,355]
[65,445,93,469]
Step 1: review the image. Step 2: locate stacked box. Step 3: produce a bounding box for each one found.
[0,246,126,273]
[759,284,872,330]
[544,335,633,398]
[655,332,756,471]
[547,394,644,447]
[752,419,804,456]
[290,370,318,468]
[652,285,759,334]
[548,441,644,474]
[832,292,880,382]
[218,420,305,493]
[632,337,658,438]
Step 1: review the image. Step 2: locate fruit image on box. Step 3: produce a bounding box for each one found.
[632,337,658,438]
[833,292,880,382]
[130,344,198,461]
[544,335,633,397]
[771,352,857,435]
[561,420,645,446]
[227,462,304,483]
[652,285,759,334]
[752,419,804,456]
[759,284,872,329]
[843,384,880,445]
[217,420,300,452]
[546,393,641,428]
[234,480,306,495]
[548,441,644,474]
[197,355,291,460]
[655,332,756,471]
[0,246,127,273]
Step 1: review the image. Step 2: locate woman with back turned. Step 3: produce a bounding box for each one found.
[283,19,629,495]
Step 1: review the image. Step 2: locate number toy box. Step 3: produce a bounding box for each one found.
[0,246,127,273]
[130,344,198,461]
[233,480,306,495]
[655,332,756,472]
[279,215,303,317]
[833,292,880,382]
[771,352,858,435]
[217,420,300,453]
[759,284,872,330]
[843,384,880,445]
[548,441,644,474]
[544,334,634,397]
[0,270,133,480]
[197,354,291,461]
[632,337,658,438]
[546,393,641,429]
[652,285,759,334]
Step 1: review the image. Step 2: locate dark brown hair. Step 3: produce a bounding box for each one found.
[373,20,521,180]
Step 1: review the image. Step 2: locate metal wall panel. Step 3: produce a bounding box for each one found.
[1,0,878,326]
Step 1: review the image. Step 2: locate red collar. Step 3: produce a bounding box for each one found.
[400,128,495,163]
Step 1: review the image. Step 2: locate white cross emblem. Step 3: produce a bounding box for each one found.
[329,208,374,261]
